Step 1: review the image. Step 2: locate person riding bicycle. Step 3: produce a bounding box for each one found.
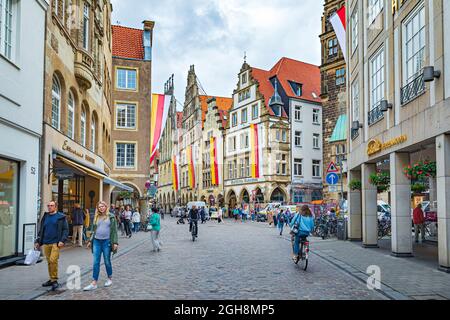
[290,205,315,263]
[188,205,199,237]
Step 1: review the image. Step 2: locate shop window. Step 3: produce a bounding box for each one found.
[0,158,18,258]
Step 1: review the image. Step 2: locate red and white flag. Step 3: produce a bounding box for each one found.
[330,6,346,62]
[150,94,171,164]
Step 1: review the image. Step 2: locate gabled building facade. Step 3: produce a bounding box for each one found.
[110,21,155,214]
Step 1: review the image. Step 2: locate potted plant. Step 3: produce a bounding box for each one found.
[403,161,436,180]
[369,171,390,193]
[349,179,362,191]
[411,182,427,194]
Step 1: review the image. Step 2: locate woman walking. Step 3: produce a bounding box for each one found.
[277,210,285,236]
[123,205,133,238]
[132,209,141,233]
[83,201,118,291]
[149,208,162,252]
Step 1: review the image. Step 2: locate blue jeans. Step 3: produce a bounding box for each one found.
[92,239,112,281]
[278,223,284,234]
[293,234,308,255]
[134,222,140,233]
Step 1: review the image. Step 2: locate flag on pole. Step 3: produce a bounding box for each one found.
[210,137,219,185]
[250,124,263,178]
[187,146,196,189]
[150,94,171,164]
[171,155,179,191]
[330,6,347,62]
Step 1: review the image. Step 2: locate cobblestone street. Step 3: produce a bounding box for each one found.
[37,218,385,300]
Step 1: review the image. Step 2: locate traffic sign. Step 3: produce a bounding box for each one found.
[328,186,338,192]
[326,161,339,173]
[326,172,339,185]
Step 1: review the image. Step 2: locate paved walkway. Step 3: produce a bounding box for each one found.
[36,218,384,300]
[0,231,149,300]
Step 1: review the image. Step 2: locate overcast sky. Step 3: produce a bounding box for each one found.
[111,0,324,110]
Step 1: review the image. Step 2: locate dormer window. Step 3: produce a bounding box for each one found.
[272,105,281,117]
[289,81,302,97]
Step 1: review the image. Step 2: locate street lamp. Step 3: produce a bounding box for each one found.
[338,158,347,209]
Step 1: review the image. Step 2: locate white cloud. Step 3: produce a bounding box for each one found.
[110,0,323,109]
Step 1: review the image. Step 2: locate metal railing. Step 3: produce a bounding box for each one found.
[401,73,426,106]
[368,104,384,126]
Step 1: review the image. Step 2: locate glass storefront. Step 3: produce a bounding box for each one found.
[51,174,85,225]
[0,158,19,259]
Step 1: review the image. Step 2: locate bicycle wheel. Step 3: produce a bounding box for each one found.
[298,243,308,271]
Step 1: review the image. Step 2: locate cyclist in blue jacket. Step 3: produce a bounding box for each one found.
[290,205,315,263]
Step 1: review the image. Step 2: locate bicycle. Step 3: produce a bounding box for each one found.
[291,235,309,271]
[377,216,391,239]
[189,219,198,241]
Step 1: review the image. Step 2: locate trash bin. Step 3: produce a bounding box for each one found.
[336,218,348,240]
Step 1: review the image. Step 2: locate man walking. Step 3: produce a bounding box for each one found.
[413,203,426,243]
[35,201,69,290]
[71,203,85,247]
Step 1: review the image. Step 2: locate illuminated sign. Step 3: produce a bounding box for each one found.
[367,135,408,156]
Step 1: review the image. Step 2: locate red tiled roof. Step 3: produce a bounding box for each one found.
[251,57,321,117]
[199,96,233,129]
[218,110,230,129]
[112,25,144,60]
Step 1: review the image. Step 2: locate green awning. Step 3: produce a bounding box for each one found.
[329,114,348,142]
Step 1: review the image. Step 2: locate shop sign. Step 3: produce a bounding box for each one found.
[62,140,96,165]
[392,0,409,15]
[367,135,408,156]
[225,178,264,186]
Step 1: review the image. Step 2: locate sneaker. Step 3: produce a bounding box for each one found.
[83,283,98,291]
[104,279,112,287]
[51,281,59,291]
[42,280,53,287]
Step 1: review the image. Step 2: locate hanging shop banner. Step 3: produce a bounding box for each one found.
[210,137,220,185]
[171,155,179,191]
[150,94,171,164]
[187,146,196,189]
[250,123,263,178]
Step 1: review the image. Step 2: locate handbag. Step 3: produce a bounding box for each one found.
[147,224,153,231]
[290,215,301,235]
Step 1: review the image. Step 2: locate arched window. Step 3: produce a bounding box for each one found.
[51,76,61,130]
[91,115,96,152]
[67,91,75,139]
[80,108,86,147]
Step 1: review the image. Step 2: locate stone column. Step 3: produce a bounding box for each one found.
[361,163,378,247]
[98,179,104,202]
[436,134,450,272]
[390,152,413,257]
[348,169,362,240]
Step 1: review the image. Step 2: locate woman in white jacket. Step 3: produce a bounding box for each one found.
[132,210,141,233]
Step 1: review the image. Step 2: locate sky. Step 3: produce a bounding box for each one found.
[110,0,324,110]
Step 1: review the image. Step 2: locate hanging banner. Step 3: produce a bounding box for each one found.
[150,94,171,164]
[187,146,196,189]
[250,124,263,178]
[330,6,347,62]
[171,155,179,191]
[210,137,219,185]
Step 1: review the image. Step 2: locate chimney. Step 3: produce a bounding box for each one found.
[142,20,155,61]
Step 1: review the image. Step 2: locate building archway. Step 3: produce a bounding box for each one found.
[270,187,286,203]
[217,194,224,207]
[227,190,237,210]
[254,187,264,204]
[200,195,206,203]
[208,194,215,207]
[240,189,250,204]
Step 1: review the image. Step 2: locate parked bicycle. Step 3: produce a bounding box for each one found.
[314,215,337,239]
[378,216,391,239]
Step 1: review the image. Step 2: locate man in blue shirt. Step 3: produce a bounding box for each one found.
[35,201,69,290]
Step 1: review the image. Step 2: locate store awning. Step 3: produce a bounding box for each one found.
[103,177,133,192]
[56,156,104,179]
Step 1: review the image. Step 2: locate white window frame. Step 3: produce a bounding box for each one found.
[351,8,358,54]
[67,91,75,139]
[241,108,247,124]
[232,112,237,127]
[116,68,137,90]
[116,143,136,169]
[294,105,302,121]
[0,0,17,62]
[83,2,90,51]
[251,104,258,119]
[402,4,426,85]
[312,160,321,178]
[313,109,320,124]
[295,131,302,147]
[352,79,360,122]
[116,103,136,129]
[51,76,61,130]
[313,134,320,149]
[294,158,303,177]
[328,38,338,57]
[368,0,383,25]
[370,47,385,111]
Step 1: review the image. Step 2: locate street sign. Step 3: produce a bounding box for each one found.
[326,172,339,185]
[326,161,339,173]
[328,186,338,193]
